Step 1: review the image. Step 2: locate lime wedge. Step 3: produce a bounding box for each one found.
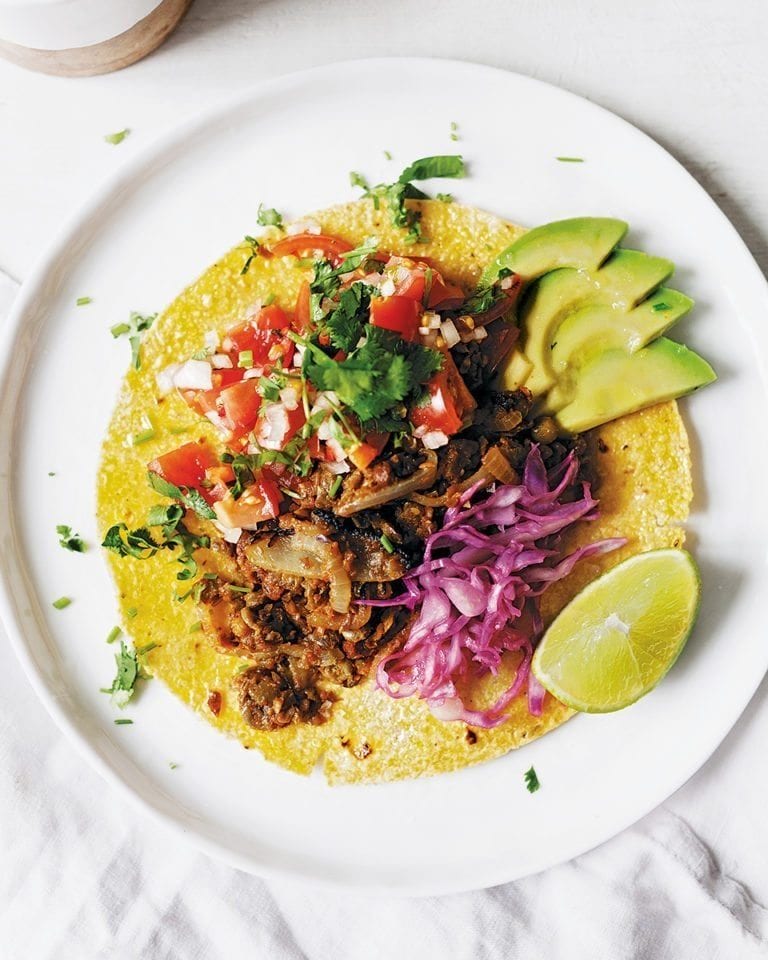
[532,549,700,712]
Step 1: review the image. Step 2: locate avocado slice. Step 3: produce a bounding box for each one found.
[497,348,533,390]
[480,217,628,287]
[520,250,676,396]
[549,287,693,374]
[548,338,716,433]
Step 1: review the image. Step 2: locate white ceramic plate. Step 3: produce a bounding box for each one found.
[1,59,767,896]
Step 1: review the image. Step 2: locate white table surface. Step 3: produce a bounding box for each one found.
[1,1,767,957]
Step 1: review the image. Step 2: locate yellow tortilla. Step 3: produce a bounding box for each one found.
[97,200,692,784]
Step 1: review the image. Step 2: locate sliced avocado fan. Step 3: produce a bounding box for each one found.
[489,217,715,432]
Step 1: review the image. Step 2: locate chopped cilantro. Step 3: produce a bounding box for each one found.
[48,471,56,477]
[132,416,155,446]
[240,235,261,275]
[256,204,284,228]
[350,155,465,244]
[52,596,71,610]
[379,534,395,554]
[168,424,191,435]
[104,640,140,708]
[450,120,459,141]
[106,626,122,644]
[556,156,584,163]
[189,622,203,633]
[76,296,92,306]
[227,584,251,594]
[114,718,133,725]
[102,505,209,588]
[111,311,156,370]
[436,193,454,203]
[126,607,138,619]
[147,471,216,520]
[57,524,86,553]
[524,766,540,793]
[328,475,342,499]
[325,283,373,352]
[462,268,513,316]
[169,761,178,769]
[258,376,281,402]
[302,326,442,423]
[263,292,276,306]
[383,150,393,161]
[104,129,130,145]
[653,302,670,311]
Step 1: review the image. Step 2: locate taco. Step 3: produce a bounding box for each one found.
[98,158,712,783]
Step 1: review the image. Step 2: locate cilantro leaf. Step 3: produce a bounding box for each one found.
[104,640,139,708]
[147,472,216,520]
[403,340,444,385]
[256,204,283,228]
[302,325,441,423]
[56,524,87,553]
[524,766,540,793]
[398,155,466,183]
[325,284,373,352]
[111,310,157,370]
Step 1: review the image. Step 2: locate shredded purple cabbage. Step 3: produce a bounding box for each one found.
[367,447,625,728]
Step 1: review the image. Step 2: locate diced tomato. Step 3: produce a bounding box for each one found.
[370,296,423,341]
[389,258,465,309]
[270,233,353,265]
[294,280,311,333]
[426,274,465,309]
[410,353,475,437]
[184,367,246,418]
[222,320,294,369]
[348,432,389,471]
[307,433,322,459]
[206,464,235,486]
[442,351,477,421]
[213,474,282,528]
[255,401,306,451]
[255,304,289,330]
[219,379,262,439]
[148,440,218,490]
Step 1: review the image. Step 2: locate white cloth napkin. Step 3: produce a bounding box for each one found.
[0,267,766,960]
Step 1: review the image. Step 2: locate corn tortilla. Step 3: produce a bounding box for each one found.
[97,200,692,784]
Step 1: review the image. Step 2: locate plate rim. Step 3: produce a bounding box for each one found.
[2,55,768,897]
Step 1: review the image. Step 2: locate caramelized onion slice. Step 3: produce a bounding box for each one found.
[411,445,515,508]
[336,452,438,517]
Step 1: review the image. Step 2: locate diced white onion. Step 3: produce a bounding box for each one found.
[424,311,441,330]
[156,362,182,397]
[201,294,212,308]
[243,367,263,380]
[211,353,233,369]
[500,276,514,290]
[326,437,347,462]
[204,329,220,351]
[418,326,430,336]
[324,459,350,475]
[255,403,289,450]
[279,386,299,410]
[440,319,460,349]
[473,327,488,341]
[422,430,450,450]
[317,417,333,441]
[214,521,243,545]
[171,359,214,391]
[380,278,396,297]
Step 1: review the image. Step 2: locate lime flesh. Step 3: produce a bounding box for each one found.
[532,549,701,712]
